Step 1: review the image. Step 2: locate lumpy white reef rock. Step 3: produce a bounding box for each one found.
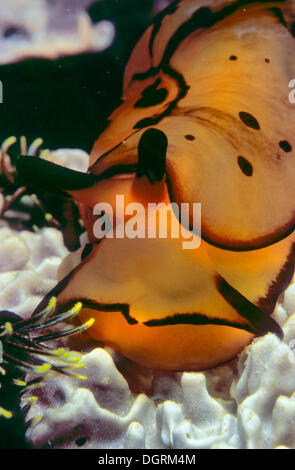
[0,0,115,64]
[19,309,295,449]
[0,224,68,319]
[2,147,295,449]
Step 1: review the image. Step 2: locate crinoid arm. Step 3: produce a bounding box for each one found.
[0,298,94,420]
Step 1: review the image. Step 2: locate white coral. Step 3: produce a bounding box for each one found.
[25,348,160,449]
[0,225,68,317]
[0,0,115,64]
[231,330,295,449]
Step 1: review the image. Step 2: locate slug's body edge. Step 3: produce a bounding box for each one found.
[17,0,295,370]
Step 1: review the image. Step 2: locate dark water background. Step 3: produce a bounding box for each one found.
[0,0,155,158]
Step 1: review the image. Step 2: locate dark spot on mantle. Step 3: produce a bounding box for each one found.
[279,140,292,153]
[239,111,260,130]
[134,78,168,108]
[237,156,253,176]
[75,437,87,447]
